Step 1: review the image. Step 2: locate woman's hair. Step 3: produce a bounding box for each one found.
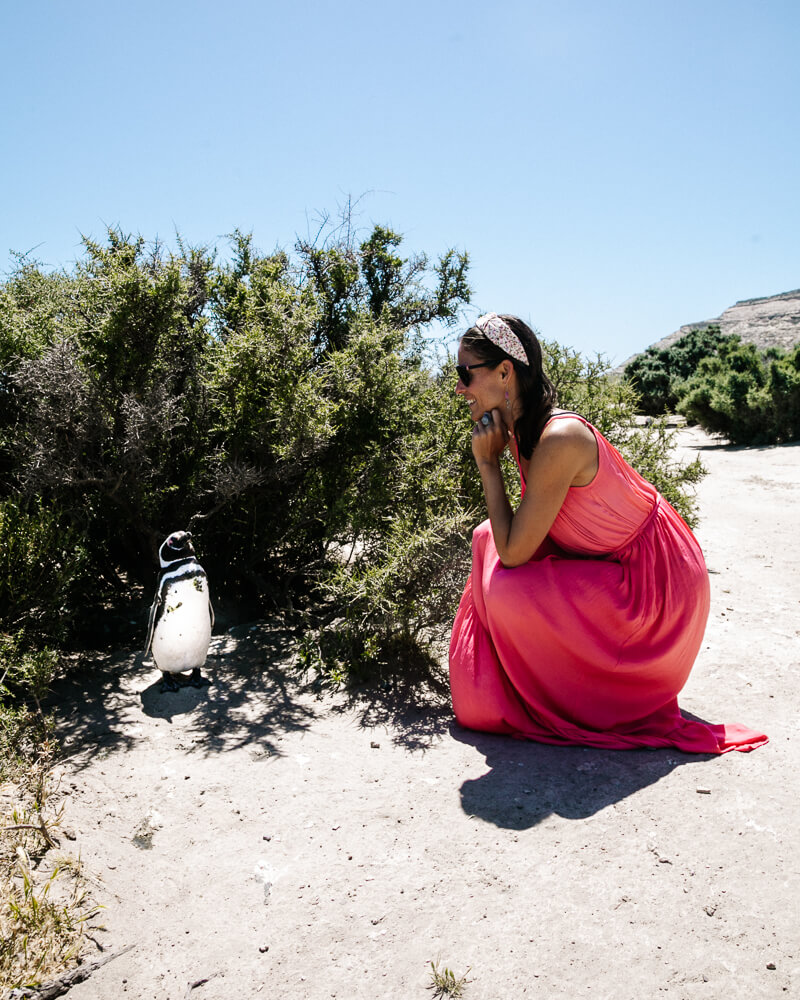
[460,314,557,460]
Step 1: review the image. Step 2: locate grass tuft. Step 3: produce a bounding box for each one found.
[428,958,472,998]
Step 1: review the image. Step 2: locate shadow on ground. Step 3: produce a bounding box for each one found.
[49,620,456,767]
[50,621,320,769]
[452,722,713,829]
[49,621,717,818]
[688,437,800,453]
[327,681,454,753]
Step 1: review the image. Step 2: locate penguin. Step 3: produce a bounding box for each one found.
[143,530,214,692]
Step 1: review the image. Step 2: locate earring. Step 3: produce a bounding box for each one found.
[505,390,510,409]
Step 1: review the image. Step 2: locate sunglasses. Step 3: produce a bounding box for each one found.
[455,361,498,386]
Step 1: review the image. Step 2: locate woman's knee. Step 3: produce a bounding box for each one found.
[472,519,493,551]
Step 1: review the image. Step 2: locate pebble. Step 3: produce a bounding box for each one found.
[696,787,712,794]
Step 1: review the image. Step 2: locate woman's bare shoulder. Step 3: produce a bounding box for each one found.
[536,413,598,486]
[541,412,595,444]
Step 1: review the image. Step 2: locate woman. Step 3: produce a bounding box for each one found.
[449,313,766,753]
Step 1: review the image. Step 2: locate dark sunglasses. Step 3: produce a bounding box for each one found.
[455,361,498,386]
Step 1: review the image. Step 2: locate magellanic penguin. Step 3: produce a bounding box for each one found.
[144,530,214,692]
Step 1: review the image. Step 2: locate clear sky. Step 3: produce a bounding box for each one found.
[2,0,798,363]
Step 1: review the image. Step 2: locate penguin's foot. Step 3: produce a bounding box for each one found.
[188,668,211,689]
[160,672,182,693]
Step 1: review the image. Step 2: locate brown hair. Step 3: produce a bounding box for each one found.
[460,314,556,459]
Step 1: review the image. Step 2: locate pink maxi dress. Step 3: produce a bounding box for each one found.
[449,414,767,753]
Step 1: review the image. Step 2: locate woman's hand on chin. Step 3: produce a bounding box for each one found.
[471,407,510,465]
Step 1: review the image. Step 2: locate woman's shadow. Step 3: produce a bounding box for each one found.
[451,721,712,830]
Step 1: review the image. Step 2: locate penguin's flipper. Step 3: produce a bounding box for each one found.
[143,591,162,657]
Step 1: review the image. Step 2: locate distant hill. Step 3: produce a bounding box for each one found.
[618,288,800,372]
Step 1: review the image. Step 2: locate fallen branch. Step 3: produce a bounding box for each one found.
[6,944,135,1000]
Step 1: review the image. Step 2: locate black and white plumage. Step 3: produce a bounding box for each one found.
[143,531,214,692]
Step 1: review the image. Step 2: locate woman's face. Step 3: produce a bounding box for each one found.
[455,343,505,422]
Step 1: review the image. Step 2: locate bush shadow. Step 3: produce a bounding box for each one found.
[451,722,713,830]
[50,621,320,770]
[327,676,454,753]
[688,437,800,453]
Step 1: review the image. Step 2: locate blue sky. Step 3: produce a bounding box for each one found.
[2,0,798,363]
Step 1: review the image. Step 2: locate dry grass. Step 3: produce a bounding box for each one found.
[0,755,98,992]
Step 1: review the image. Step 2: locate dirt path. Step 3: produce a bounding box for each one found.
[48,428,798,1000]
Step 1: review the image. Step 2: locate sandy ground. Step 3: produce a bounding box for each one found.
[41,427,799,1000]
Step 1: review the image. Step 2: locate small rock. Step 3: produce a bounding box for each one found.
[263,835,272,842]
[766,962,776,970]
[259,945,269,953]
[696,787,712,795]
[370,741,380,749]
[132,809,163,850]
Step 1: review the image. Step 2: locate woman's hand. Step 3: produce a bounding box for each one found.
[471,408,511,466]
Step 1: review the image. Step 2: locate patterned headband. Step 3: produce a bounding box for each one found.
[475,313,529,366]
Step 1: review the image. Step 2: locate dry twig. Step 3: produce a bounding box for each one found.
[5,943,135,1000]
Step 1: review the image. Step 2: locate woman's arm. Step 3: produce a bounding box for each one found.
[472,412,597,568]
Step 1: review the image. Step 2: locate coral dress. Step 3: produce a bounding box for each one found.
[449,414,767,753]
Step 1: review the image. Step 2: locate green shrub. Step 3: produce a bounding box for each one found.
[679,339,800,445]
[0,637,58,779]
[0,500,93,645]
[298,361,478,688]
[2,223,473,688]
[198,227,472,609]
[9,233,217,589]
[624,326,735,416]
